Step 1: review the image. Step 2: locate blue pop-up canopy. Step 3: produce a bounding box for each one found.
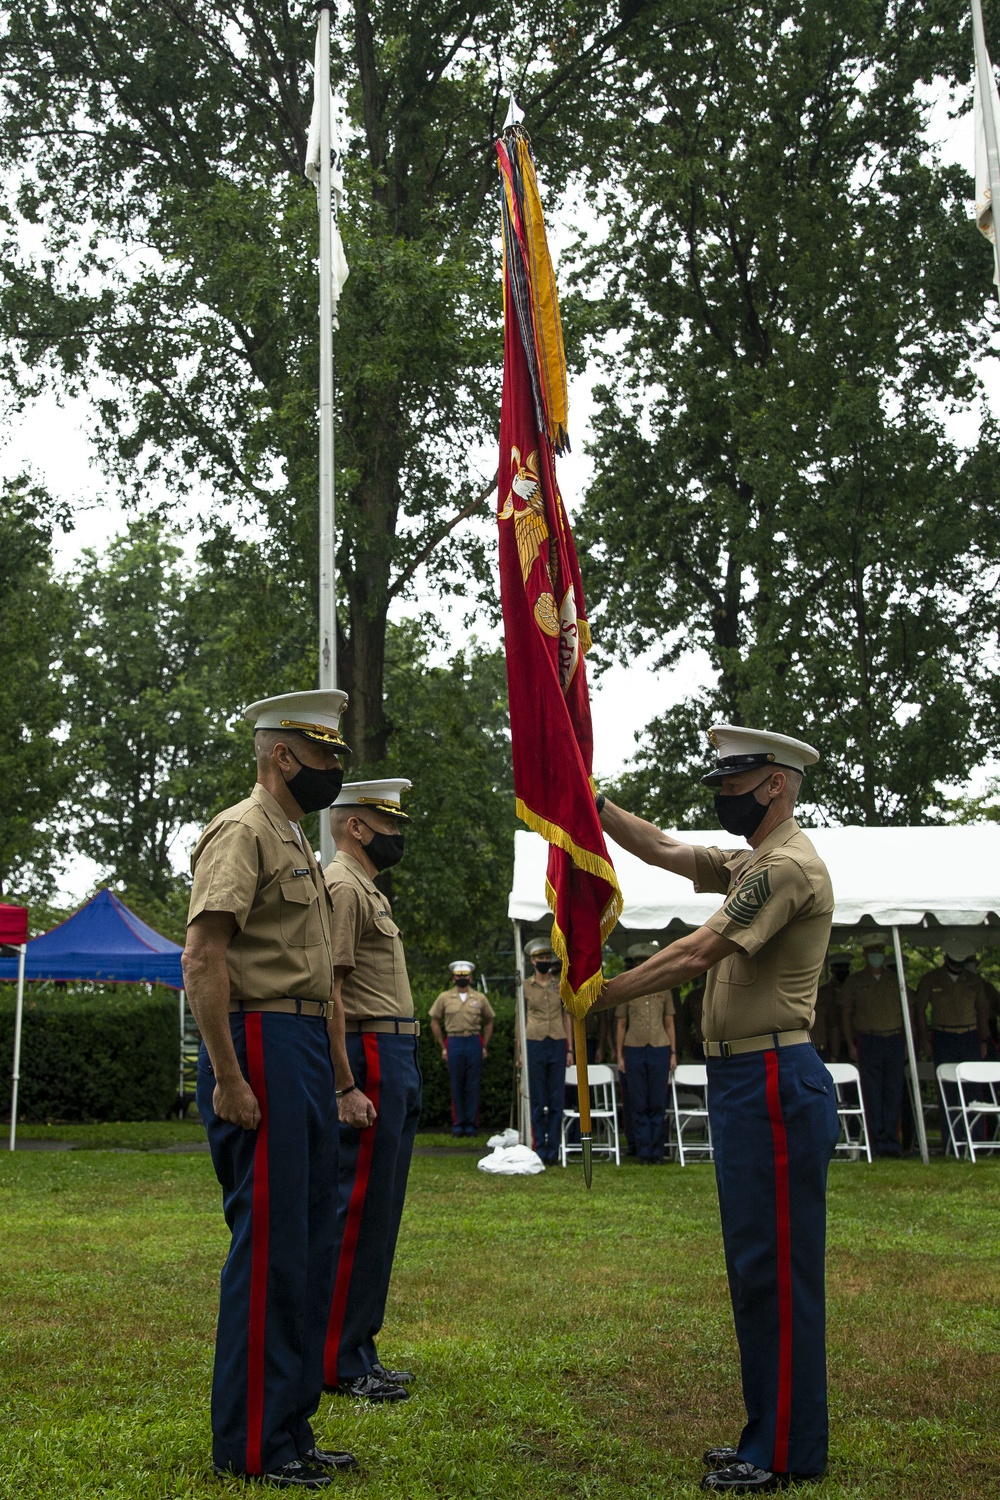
[0,887,183,989]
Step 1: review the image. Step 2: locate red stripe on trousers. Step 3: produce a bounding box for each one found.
[324,1034,381,1384]
[764,1050,793,1473]
[244,1014,270,1474]
[446,1037,456,1125]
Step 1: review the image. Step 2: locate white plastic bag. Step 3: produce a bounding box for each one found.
[477,1143,545,1175]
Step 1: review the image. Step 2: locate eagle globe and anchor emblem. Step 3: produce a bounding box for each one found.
[498,445,589,691]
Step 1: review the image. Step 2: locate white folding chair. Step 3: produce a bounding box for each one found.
[824,1063,872,1163]
[955,1062,1000,1163]
[670,1064,712,1165]
[936,1064,968,1158]
[560,1065,620,1167]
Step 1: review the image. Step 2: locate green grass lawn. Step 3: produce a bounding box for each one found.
[0,1143,997,1499]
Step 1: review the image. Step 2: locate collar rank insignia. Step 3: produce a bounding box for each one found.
[723,867,773,928]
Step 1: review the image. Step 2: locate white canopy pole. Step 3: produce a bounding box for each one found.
[8,943,26,1151]
[513,921,531,1144]
[892,926,929,1165]
[316,0,337,869]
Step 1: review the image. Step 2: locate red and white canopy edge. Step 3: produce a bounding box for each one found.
[510,824,1000,1165]
[0,903,29,1152]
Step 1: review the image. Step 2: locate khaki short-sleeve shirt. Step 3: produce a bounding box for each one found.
[524,975,567,1041]
[187,783,335,1002]
[429,988,495,1035]
[693,819,834,1043]
[840,969,905,1034]
[616,991,675,1048]
[811,980,843,1050]
[323,850,413,1019]
[916,968,988,1032]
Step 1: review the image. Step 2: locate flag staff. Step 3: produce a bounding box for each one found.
[316,0,337,867]
[972,0,1000,297]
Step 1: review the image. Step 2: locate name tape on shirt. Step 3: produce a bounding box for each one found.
[293,868,311,877]
[723,867,773,928]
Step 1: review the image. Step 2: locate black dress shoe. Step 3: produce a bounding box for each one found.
[213,1459,333,1488]
[328,1372,408,1402]
[703,1447,739,1468]
[701,1461,821,1492]
[300,1447,359,1472]
[371,1360,413,1385]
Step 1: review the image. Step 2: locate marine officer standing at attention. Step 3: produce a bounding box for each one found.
[322,779,420,1404]
[591,725,839,1494]
[839,934,907,1156]
[521,937,573,1164]
[615,943,677,1165]
[429,963,495,1135]
[183,690,369,1490]
[810,951,849,1062]
[916,941,990,1151]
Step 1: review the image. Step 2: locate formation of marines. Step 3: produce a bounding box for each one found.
[182,694,992,1495]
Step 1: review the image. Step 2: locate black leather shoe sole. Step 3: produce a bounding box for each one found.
[213,1461,333,1489]
[703,1448,739,1468]
[301,1448,359,1472]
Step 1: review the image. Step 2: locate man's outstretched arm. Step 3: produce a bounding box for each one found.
[599,798,698,883]
[591,927,738,1014]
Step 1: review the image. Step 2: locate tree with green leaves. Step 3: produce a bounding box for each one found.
[63,518,239,900]
[0,0,674,766]
[380,622,515,970]
[0,480,71,896]
[574,0,1000,826]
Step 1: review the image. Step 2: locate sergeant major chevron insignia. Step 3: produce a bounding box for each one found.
[723,867,773,928]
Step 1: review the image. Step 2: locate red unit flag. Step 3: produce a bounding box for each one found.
[496,125,621,1017]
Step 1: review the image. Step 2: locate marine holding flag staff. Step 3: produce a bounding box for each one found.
[591,726,839,1495]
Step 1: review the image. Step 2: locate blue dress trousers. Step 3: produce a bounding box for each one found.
[197,1012,338,1476]
[709,1043,840,1478]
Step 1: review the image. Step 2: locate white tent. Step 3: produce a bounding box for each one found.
[508,825,1000,1164]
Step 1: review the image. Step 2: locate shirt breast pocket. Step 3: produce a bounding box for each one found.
[726,952,758,987]
[279,879,323,948]
[373,913,401,974]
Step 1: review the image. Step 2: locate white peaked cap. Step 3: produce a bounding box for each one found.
[449,960,475,974]
[702,724,819,786]
[333,778,412,822]
[244,689,350,750]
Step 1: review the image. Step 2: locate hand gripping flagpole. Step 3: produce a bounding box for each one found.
[315,0,337,868]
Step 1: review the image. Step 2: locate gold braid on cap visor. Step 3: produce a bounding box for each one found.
[348,795,409,819]
[279,719,351,751]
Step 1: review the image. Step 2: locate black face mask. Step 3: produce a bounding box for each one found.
[359,821,405,871]
[535,960,560,975]
[713,775,772,838]
[454,975,471,987]
[285,752,344,814]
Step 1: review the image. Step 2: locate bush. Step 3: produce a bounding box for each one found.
[412,978,516,1131]
[0,984,178,1122]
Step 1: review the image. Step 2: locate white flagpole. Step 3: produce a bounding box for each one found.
[9,942,26,1151]
[316,0,337,868]
[972,0,1000,295]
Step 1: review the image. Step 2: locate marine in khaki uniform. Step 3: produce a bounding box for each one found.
[811,952,849,1062]
[321,779,419,1404]
[520,937,573,1164]
[916,941,990,1152]
[615,943,677,1164]
[430,965,495,1135]
[183,689,364,1489]
[591,724,839,1494]
[840,935,907,1157]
